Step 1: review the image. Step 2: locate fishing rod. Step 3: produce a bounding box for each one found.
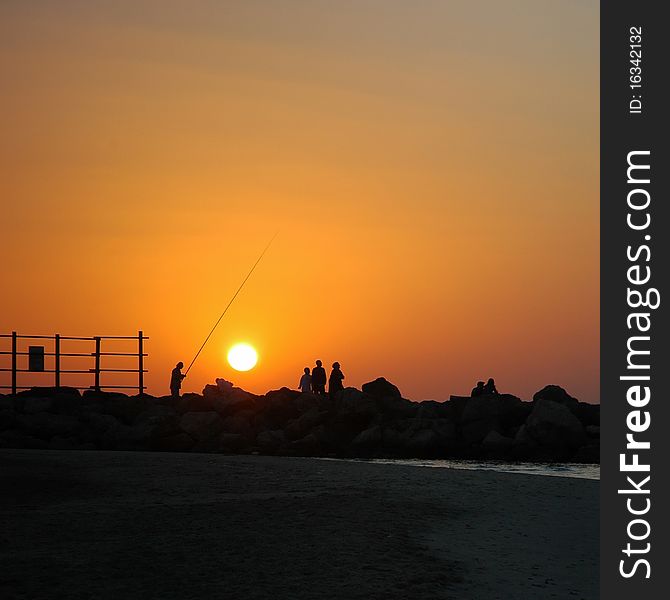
[184,231,278,376]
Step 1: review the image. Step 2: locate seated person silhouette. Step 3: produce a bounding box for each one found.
[483,378,498,395]
[471,381,485,397]
[298,367,312,393]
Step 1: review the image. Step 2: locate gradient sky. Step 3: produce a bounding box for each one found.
[0,1,599,402]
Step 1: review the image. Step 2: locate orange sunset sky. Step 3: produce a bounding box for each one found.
[0,1,599,402]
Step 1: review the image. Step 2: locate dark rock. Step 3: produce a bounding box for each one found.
[79,412,120,434]
[22,397,53,414]
[222,413,254,439]
[352,425,382,447]
[0,408,18,431]
[0,430,48,449]
[405,428,441,453]
[219,433,247,451]
[362,377,401,399]
[460,394,530,443]
[523,399,588,450]
[284,407,325,441]
[155,432,194,452]
[586,425,600,438]
[178,393,215,413]
[481,430,516,451]
[0,396,15,411]
[533,385,579,414]
[179,411,223,441]
[576,402,600,427]
[445,396,472,421]
[49,436,80,450]
[256,430,286,452]
[99,395,147,424]
[17,412,80,439]
[18,386,81,398]
[572,443,600,463]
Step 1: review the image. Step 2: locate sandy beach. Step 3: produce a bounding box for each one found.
[0,450,598,599]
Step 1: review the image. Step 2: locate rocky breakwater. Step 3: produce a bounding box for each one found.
[0,379,599,462]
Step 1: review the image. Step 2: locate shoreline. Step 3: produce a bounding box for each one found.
[1,449,598,599]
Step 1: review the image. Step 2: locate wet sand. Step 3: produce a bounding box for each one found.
[0,450,598,599]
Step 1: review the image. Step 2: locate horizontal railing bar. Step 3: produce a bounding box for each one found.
[0,385,92,390]
[0,352,95,357]
[1,335,148,340]
[97,336,150,340]
[98,353,148,357]
[0,386,147,390]
[0,369,96,373]
[0,334,67,340]
[97,369,148,373]
[0,352,146,357]
[89,385,147,389]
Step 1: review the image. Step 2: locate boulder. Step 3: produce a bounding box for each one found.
[533,385,579,414]
[219,433,247,451]
[352,425,382,448]
[17,413,80,440]
[80,412,120,434]
[0,396,15,411]
[405,428,441,453]
[362,378,401,399]
[222,413,254,438]
[22,397,53,414]
[179,411,224,441]
[154,432,194,452]
[0,408,18,431]
[178,393,216,413]
[284,407,325,441]
[0,430,48,449]
[19,386,80,398]
[576,402,600,427]
[460,394,529,443]
[99,395,147,424]
[523,399,588,449]
[572,443,600,463]
[481,430,516,451]
[256,429,286,452]
[586,425,600,438]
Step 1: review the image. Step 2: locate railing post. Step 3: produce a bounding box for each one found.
[11,331,17,395]
[138,330,144,396]
[94,336,101,391]
[55,334,61,389]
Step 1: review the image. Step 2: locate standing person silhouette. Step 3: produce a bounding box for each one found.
[170,362,186,398]
[329,362,345,398]
[298,367,312,393]
[312,360,327,395]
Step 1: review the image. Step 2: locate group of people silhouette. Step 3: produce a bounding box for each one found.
[171,358,498,402]
[299,360,344,396]
[168,359,346,398]
[470,378,498,397]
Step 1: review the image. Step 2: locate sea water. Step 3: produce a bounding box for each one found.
[326,458,600,480]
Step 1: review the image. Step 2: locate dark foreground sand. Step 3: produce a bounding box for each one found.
[0,450,597,600]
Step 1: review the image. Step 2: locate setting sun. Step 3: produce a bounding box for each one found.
[227,343,258,372]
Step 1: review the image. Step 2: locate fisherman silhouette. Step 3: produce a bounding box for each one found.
[298,367,312,393]
[170,362,186,398]
[483,378,498,395]
[328,362,345,398]
[471,381,485,397]
[312,360,327,395]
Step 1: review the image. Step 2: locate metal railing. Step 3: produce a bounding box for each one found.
[0,331,148,395]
